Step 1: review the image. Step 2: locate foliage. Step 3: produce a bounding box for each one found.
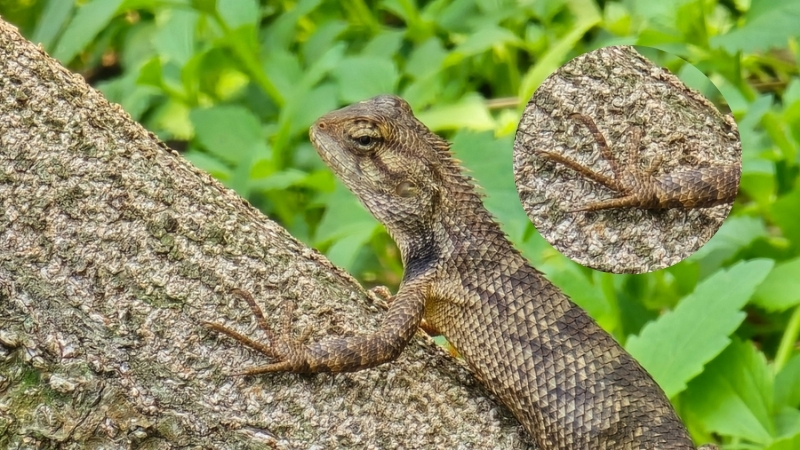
[2,0,799,447]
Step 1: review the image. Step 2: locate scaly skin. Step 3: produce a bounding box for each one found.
[205,96,716,449]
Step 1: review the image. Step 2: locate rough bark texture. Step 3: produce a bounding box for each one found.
[514,46,741,274]
[0,19,531,449]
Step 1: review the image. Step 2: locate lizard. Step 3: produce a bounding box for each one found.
[523,113,739,212]
[203,95,717,449]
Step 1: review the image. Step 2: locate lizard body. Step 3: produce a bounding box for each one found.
[206,96,709,449]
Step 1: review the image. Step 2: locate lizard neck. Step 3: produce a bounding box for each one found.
[396,138,515,281]
[398,229,439,282]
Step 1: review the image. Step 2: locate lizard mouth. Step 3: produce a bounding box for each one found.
[308,125,330,161]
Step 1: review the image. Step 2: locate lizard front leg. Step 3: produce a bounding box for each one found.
[203,280,427,374]
[534,113,737,211]
[535,114,658,211]
[368,285,441,336]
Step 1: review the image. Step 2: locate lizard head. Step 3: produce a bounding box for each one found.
[309,95,444,253]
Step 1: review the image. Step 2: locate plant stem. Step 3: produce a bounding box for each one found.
[775,304,800,372]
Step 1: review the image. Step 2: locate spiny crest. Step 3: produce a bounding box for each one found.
[420,127,514,243]
[419,126,486,200]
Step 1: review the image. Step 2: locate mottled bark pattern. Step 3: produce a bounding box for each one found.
[0,20,531,449]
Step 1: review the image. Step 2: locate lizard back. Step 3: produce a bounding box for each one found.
[426,204,694,448]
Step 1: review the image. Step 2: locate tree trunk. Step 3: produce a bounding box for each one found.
[0,19,531,449]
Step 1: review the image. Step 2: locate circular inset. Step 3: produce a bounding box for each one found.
[514,45,741,274]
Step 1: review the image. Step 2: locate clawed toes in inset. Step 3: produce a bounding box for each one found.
[535,113,652,212]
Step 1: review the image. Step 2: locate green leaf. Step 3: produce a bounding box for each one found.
[302,20,347,64]
[519,15,600,102]
[189,105,268,165]
[262,0,323,51]
[332,56,399,103]
[218,0,259,28]
[630,0,699,34]
[683,339,775,444]
[711,0,800,53]
[764,427,800,450]
[603,1,631,36]
[362,30,404,58]
[402,74,443,110]
[263,50,304,99]
[741,165,778,209]
[776,354,800,409]
[405,38,447,79]
[752,257,800,312]
[150,100,193,140]
[136,57,164,89]
[154,9,198,66]
[249,169,307,191]
[431,0,477,32]
[689,216,768,276]
[326,226,376,271]
[771,187,800,252]
[316,181,378,271]
[770,407,800,449]
[96,67,158,121]
[444,26,521,65]
[415,94,494,131]
[300,42,346,90]
[626,259,774,398]
[184,150,232,181]
[190,0,216,15]
[53,0,124,63]
[286,83,338,136]
[316,181,376,241]
[31,0,74,50]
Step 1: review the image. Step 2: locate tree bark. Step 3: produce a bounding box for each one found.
[0,19,530,449]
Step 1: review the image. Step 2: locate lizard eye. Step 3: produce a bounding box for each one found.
[351,132,379,152]
[349,121,381,153]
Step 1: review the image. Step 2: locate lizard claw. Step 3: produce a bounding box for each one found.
[203,290,313,375]
[367,285,393,307]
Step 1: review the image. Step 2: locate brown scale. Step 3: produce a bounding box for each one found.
[204,96,718,449]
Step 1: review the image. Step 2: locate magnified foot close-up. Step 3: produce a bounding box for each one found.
[514,45,742,274]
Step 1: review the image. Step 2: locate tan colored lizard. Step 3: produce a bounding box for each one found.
[204,96,717,449]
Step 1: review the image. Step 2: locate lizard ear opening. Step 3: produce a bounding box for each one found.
[395,181,419,198]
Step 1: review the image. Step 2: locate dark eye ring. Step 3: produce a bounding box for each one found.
[357,135,372,146]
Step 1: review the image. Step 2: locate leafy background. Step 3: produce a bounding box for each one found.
[1,0,798,447]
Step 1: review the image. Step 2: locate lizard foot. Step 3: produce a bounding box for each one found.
[202,289,313,375]
[534,114,661,212]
